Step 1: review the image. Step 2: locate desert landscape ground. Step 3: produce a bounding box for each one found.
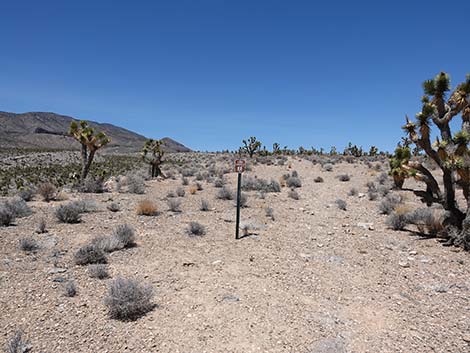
[2,150,470,352]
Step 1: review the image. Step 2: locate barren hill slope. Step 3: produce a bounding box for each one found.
[0,111,190,153]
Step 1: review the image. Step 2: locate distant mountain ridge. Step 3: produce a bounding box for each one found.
[0,111,190,153]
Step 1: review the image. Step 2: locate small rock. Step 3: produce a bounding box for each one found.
[48,268,67,274]
[399,261,410,268]
[222,294,240,302]
[212,260,223,265]
[357,222,374,230]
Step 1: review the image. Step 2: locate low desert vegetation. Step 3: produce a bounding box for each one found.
[18,237,39,252]
[136,199,158,216]
[5,330,31,353]
[74,244,107,265]
[88,264,110,279]
[104,277,155,321]
[64,281,77,297]
[188,221,206,236]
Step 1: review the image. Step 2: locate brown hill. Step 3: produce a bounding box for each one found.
[0,111,190,153]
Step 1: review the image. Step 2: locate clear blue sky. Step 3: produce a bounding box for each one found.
[1,0,469,152]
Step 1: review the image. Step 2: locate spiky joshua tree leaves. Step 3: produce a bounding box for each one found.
[241,136,262,158]
[397,71,470,248]
[69,120,110,180]
[389,146,411,189]
[142,139,165,178]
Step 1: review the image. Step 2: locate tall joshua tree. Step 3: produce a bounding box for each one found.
[142,139,165,178]
[398,72,470,247]
[242,136,261,158]
[69,120,110,180]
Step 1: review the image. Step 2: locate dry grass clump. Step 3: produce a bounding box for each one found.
[167,198,182,212]
[38,182,57,202]
[136,199,158,216]
[189,186,198,194]
[18,237,39,252]
[55,203,82,223]
[88,264,110,279]
[200,199,210,211]
[74,244,107,265]
[104,277,155,321]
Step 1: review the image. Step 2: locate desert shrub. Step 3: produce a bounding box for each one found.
[196,182,203,191]
[323,163,333,171]
[286,176,302,188]
[107,202,121,212]
[136,200,158,216]
[240,222,256,236]
[55,203,82,223]
[237,193,248,208]
[167,198,182,212]
[189,186,198,194]
[407,208,443,236]
[337,174,350,182]
[88,264,110,279]
[166,190,176,198]
[74,244,107,265]
[241,176,280,193]
[64,281,77,297]
[71,200,98,213]
[18,237,39,252]
[368,190,378,201]
[291,170,299,178]
[348,187,358,196]
[377,185,390,197]
[18,188,35,202]
[314,176,324,183]
[80,177,104,193]
[36,218,47,233]
[4,197,32,218]
[214,177,225,188]
[386,212,409,230]
[38,182,57,202]
[366,181,377,193]
[336,199,347,210]
[377,172,389,185]
[200,199,210,211]
[217,187,234,200]
[127,175,145,194]
[181,177,189,186]
[265,207,275,220]
[104,277,154,321]
[112,224,136,248]
[0,205,15,226]
[188,221,206,236]
[288,189,300,200]
[176,187,185,197]
[379,194,402,215]
[5,330,31,353]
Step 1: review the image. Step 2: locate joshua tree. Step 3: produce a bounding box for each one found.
[272,143,281,154]
[69,120,110,180]
[397,72,470,247]
[389,145,411,189]
[368,145,379,156]
[142,139,165,178]
[241,136,261,158]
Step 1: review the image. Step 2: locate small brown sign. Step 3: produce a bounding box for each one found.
[234,159,246,173]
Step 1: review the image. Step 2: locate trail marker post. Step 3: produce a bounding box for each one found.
[234,159,246,239]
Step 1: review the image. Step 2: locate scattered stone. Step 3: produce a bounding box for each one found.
[48,268,67,274]
[357,222,374,230]
[399,261,410,268]
[222,294,240,302]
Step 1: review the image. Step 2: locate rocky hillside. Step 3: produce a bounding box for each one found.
[0,111,190,153]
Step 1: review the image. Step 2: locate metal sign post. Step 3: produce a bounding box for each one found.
[234,159,246,239]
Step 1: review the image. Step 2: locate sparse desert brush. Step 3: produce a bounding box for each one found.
[18,188,35,201]
[55,203,82,223]
[104,277,155,321]
[335,199,347,210]
[88,264,110,279]
[368,190,378,201]
[136,199,158,216]
[64,281,77,297]
[238,193,248,207]
[38,182,57,202]
[18,237,39,252]
[112,224,136,249]
[196,182,203,191]
[279,177,287,187]
[213,177,225,188]
[265,207,275,220]
[288,189,300,200]
[74,244,107,265]
[337,174,350,182]
[167,190,177,198]
[181,177,189,186]
[188,221,206,236]
[286,176,302,188]
[107,202,121,212]
[189,185,198,194]
[0,204,15,226]
[167,198,182,212]
[80,176,104,193]
[323,163,333,171]
[407,208,444,236]
[217,187,234,200]
[377,172,389,185]
[176,187,185,197]
[241,176,280,193]
[348,187,358,196]
[4,197,32,218]
[240,222,257,236]
[5,330,31,353]
[200,199,211,211]
[379,194,402,214]
[386,212,409,230]
[314,176,324,183]
[36,218,47,233]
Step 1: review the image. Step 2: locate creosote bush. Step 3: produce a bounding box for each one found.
[19,237,39,252]
[36,218,47,234]
[379,194,402,215]
[104,277,155,321]
[18,188,35,201]
[167,198,182,212]
[0,204,15,226]
[74,244,107,265]
[217,187,234,200]
[286,176,302,188]
[314,176,324,183]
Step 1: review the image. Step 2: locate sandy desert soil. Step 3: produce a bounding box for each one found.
[1,156,470,353]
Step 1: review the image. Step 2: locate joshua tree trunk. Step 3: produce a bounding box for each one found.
[81,149,96,180]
